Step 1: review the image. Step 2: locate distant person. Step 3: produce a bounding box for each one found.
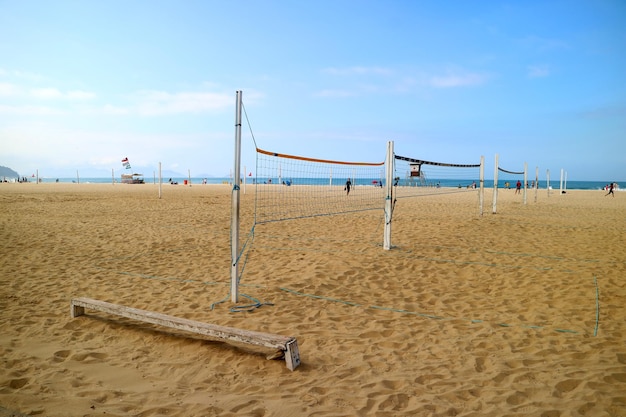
[605,182,615,197]
[345,178,352,195]
[515,180,522,194]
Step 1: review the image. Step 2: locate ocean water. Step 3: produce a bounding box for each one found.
[22,176,618,191]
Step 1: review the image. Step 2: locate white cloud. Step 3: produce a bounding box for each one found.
[313,89,357,98]
[322,66,393,76]
[30,88,97,100]
[527,65,550,78]
[67,90,96,100]
[100,104,131,115]
[30,88,63,99]
[429,72,489,88]
[314,67,490,96]
[132,90,232,116]
[578,103,626,119]
[0,68,44,82]
[519,35,569,52]
[0,82,20,96]
[12,70,45,82]
[0,104,66,115]
[1,72,237,117]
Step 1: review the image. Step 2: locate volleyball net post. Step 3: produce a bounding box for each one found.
[534,166,539,203]
[559,169,568,194]
[158,162,162,199]
[547,169,551,197]
[492,154,499,214]
[524,162,528,205]
[493,158,526,214]
[383,141,394,250]
[479,155,485,216]
[231,90,242,303]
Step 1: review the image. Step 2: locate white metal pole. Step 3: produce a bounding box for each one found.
[112,169,115,185]
[534,166,539,203]
[158,162,162,199]
[36,169,39,184]
[383,141,394,250]
[479,155,484,216]
[547,169,550,197]
[560,169,564,195]
[231,91,243,303]
[523,162,528,205]
[76,170,80,184]
[492,154,499,214]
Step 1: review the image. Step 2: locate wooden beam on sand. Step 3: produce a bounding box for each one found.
[70,297,301,371]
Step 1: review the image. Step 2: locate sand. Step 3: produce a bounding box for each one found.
[0,182,624,417]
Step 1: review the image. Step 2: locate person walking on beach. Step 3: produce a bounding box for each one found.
[605,182,615,197]
[515,180,522,194]
[345,178,352,195]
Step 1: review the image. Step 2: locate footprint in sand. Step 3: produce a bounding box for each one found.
[52,350,72,362]
[554,379,582,394]
[9,378,29,389]
[474,357,486,372]
[604,373,626,383]
[71,351,108,362]
[506,391,528,406]
[540,411,561,417]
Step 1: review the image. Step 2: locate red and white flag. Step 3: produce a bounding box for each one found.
[121,157,131,170]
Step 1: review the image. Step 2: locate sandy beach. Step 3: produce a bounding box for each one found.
[1,182,624,417]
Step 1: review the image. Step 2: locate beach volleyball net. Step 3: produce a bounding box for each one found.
[491,154,528,213]
[495,167,525,190]
[393,155,483,198]
[231,91,484,303]
[254,148,386,224]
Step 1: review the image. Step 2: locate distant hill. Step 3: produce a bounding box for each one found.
[0,166,19,179]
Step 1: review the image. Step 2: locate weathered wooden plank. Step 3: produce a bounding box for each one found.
[70,297,300,370]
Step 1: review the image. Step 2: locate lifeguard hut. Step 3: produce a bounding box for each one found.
[408,163,427,186]
[121,173,145,184]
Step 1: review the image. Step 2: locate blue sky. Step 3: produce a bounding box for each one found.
[1,0,624,180]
